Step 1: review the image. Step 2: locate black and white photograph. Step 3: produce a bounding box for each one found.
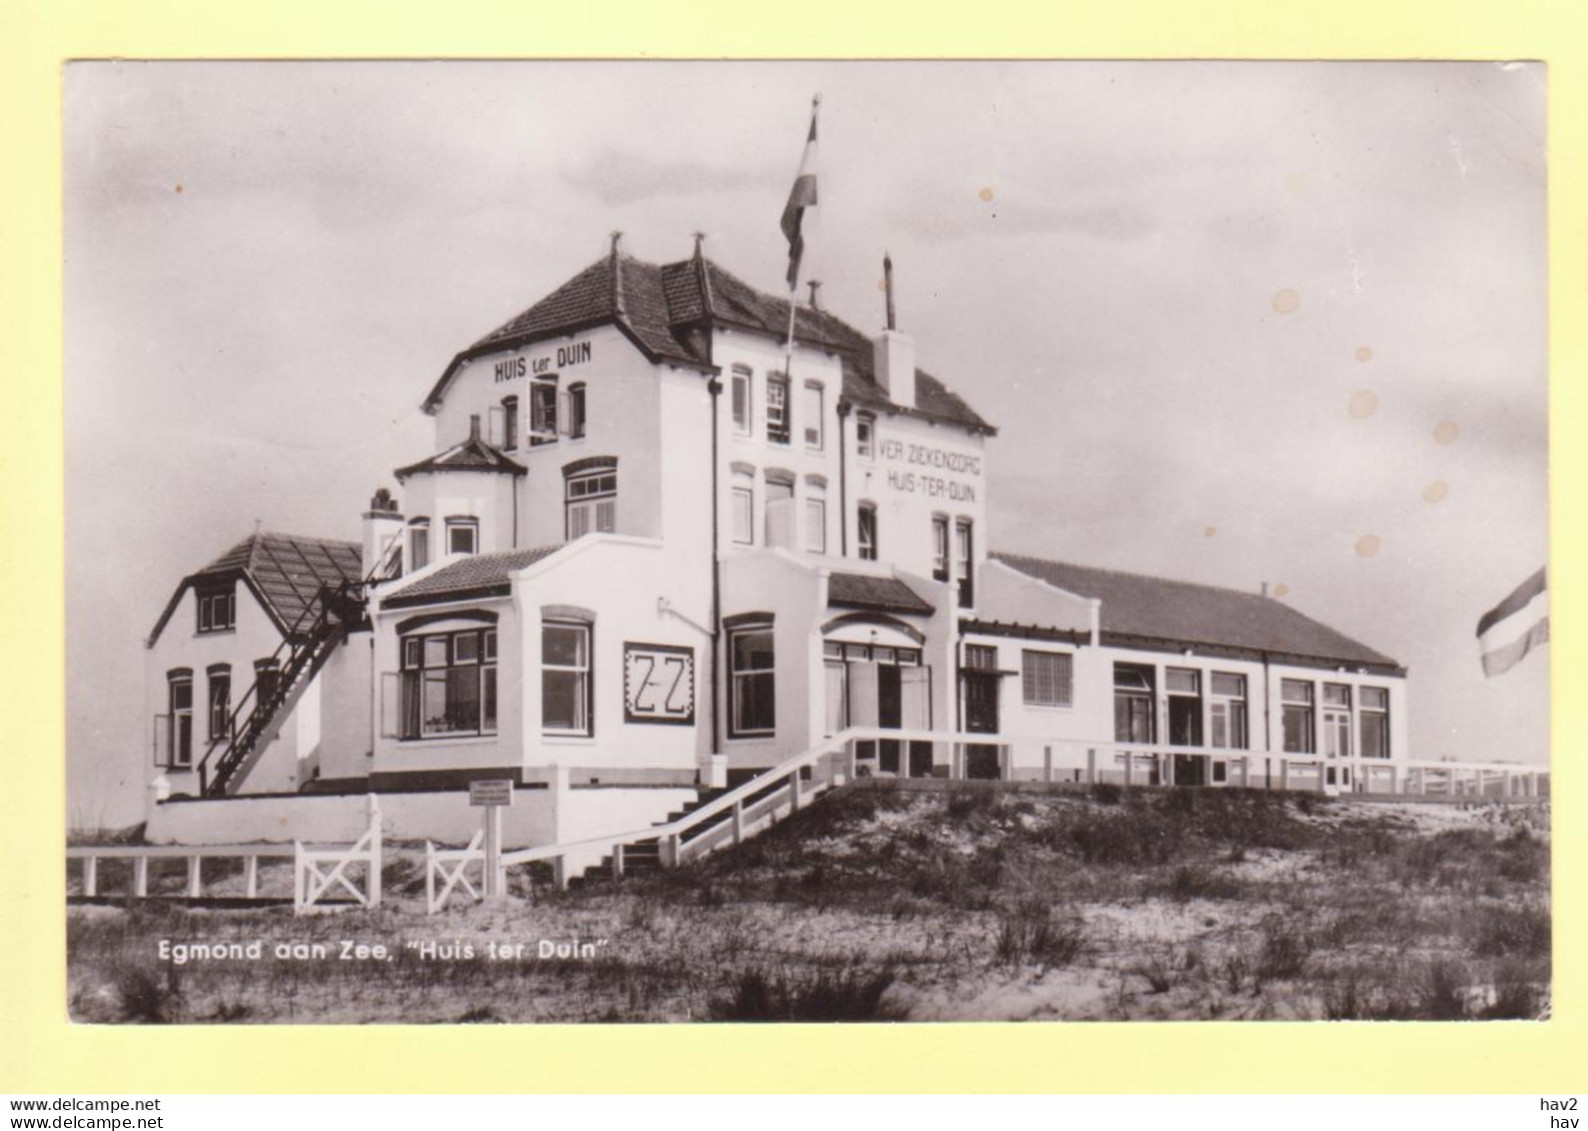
[63,60,1549,1024]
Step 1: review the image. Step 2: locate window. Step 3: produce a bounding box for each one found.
[500,395,519,451]
[409,520,430,572]
[568,383,587,439]
[965,643,998,671]
[542,621,592,735]
[1114,663,1156,743]
[398,627,498,739]
[1281,679,1315,754]
[765,475,795,547]
[856,412,876,461]
[1323,682,1353,760]
[196,584,235,633]
[731,470,754,545]
[207,664,231,742]
[1166,667,1202,746]
[1022,650,1073,707]
[729,625,776,737]
[254,659,281,712]
[565,470,616,540]
[857,503,878,561]
[1210,672,1248,750]
[731,366,752,436]
[1359,686,1391,759]
[530,378,558,444]
[803,381,824,448]
[766,375,790,444]
[445,518,478,556]
[168,672,193,768]
[932,515,950,582]
[955,519,974,608]
[805,485,827,554]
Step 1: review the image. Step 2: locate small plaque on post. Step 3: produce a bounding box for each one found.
[469,779,514,807]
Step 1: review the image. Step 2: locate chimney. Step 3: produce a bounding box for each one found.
[873,254,916,408]
[362,487,405,579]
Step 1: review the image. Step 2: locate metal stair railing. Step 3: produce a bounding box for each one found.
[196,532,406,797]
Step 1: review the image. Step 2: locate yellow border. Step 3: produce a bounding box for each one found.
[2,0,1583,1095]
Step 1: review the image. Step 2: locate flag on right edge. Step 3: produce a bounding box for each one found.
[1476,567,1549,677]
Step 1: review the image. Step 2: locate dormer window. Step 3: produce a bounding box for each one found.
[530,377,558,446]
[196,583,235,633]
[766,374,790,444]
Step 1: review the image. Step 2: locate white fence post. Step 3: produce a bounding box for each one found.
[133,856,149,898]
[1043,746,1054,783]
[243,855,258,899]
[366,794,383,909]
[83,856,98,898]
[186,856,202,898]
[1085,748,1097,785]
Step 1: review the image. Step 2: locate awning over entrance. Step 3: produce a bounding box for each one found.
[827,571,934,616]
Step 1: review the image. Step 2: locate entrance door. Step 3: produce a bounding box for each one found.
[964,669,1001,780]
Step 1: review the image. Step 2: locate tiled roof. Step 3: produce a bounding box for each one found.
[827,572,935,616]
[394,434,526,479]
[425,250,994,434]
[381,545,563,609]
[992,552,1403,672]
[148,531,363,643]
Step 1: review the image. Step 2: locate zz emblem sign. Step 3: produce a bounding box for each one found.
[623,643,695,725]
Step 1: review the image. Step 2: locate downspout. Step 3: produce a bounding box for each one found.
[836,401,850,557]
[708,375,724,758]
[1261,649,1273,789]
[512,476,520,549]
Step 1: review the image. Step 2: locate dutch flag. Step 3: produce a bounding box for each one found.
[781,96,819,289]
[1477,567,1549,677]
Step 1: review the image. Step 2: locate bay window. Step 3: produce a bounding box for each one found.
[397,627,498,739]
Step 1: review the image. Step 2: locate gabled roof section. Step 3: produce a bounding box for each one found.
[992,552,1404,674]
[148,532,363,645]
[422,248,994,434]
[827,572,935,616]
[394,433,527,480]
[380,545,564,610]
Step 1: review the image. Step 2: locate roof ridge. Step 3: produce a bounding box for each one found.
[993,550,1278,605]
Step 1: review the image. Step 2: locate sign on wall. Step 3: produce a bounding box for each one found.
[623,643,696,726]
[468,779,514,807]
[878,438,983,503]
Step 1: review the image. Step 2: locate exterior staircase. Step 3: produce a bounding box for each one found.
[197,536,401,798]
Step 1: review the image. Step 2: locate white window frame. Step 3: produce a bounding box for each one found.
[530,377,559,445]
[1021,649,1074,708]
[766,374,791,444]
[196,586,235,633]
[803,381,824,449]
[168,673,193,768]
[731,472,754,546]
[855,412,876,461]
[541,620,592,737]
[729,624,777,738]
[805,491,827,554]
[857,502,878,561]
[445,518,479,556]
[731,366,753,437]
[565,470,617,540]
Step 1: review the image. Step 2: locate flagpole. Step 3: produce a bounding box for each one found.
[783,93,819,378]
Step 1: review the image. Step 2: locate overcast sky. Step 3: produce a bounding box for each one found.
[64,61,1548,826]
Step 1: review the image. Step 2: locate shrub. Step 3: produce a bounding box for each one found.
[994,898,1086,969]
[1256,918,1312,981]
[1089,782,1123,806]
[1417,960,1471,1021]
[1159,865,1245,902]
[115,967,179,1024]
[1470,903,1551,960]
[709,964,905,1022]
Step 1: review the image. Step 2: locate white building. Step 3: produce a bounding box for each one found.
[141,239,1410,846]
